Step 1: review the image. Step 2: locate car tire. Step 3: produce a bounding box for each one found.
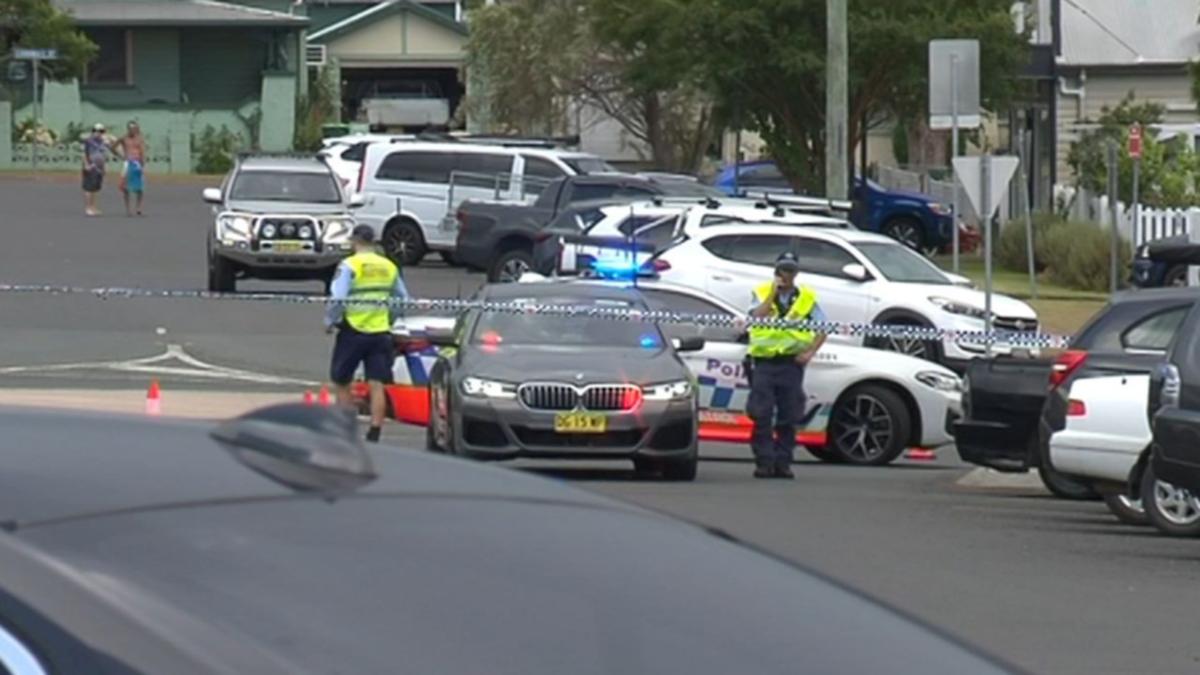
[208,253,236,293]
[426,383,451,454]
[1035,432,1101,500]
[439,251,460,266]
[883,217,927,254]
[1164,264,1188,287]
[488,248,534,283]
[864,317,942,365]
[1102,492,1149,526]
[1140,462,1200,537]
[661,453,698,482]
[382,219,426,267]
[827,384,911,466]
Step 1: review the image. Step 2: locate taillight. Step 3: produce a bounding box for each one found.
[1067,399,1086,416]
[394,336,432,353]
[1048,349,1087,391]
[647,258,671,272]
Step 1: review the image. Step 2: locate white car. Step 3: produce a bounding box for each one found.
[644,224,1038,368]
[378,278,962,466]
[1049,372,1200,533]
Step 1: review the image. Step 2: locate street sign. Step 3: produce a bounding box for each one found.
[12,48,58,60]
[953,156,1019,219]
[929,40,981,130]
[1128,123,1143,159]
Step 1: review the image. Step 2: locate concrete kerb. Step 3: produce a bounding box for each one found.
[0,389,299,420]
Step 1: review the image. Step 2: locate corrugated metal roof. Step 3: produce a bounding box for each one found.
[55,0,309,27]
[1060,0,1200,65]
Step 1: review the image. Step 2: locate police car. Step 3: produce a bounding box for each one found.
[365,270,962,466]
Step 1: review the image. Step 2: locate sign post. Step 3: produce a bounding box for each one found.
[953,155,1019,348]
[1107,141,1120,294]
[12,48,59,173]
[1129,122,1142,250]
[930,40,981,274]
[1018,126,1038,299]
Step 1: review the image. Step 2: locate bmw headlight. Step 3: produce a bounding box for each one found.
[260,223,278,239]
[462,376,517,399]
[217,214,253,242]
[929,296,986,320]
[643,380,693,401]
[323,219,354,244]
[916,370,963,392]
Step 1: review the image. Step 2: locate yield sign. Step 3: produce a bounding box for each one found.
[953,156,1019,219]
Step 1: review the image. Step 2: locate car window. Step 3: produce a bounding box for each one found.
[375,151,453,184]
[793,239,858,277]
[522,156,567,197]
[572,184,620,202]
[853,241,951,284]
[471,298,663,348]
[454,153,513,191]
[617,215,669,236]
[230,170,341,203]
[1122,307,1190,351]
[632,220,677,248]
[614,186,658,200]
[341,141,369,163]
[562,156,617,174]
[639,288,744,342]
[703,235,793,266]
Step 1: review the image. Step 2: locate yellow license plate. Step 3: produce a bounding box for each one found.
[272,241,304,252]
[554,412,607,433]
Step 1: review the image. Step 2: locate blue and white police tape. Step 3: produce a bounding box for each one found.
[0,283,1071,349]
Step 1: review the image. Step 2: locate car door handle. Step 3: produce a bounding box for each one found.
[711,274,733,282]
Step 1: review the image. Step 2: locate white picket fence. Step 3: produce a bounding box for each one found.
[1056,185,1198,249]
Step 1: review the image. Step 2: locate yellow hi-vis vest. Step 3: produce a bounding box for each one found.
[344,251,399,334]
[747,281,818,358]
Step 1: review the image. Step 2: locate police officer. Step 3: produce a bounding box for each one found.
[746,252,827,479]
[325,225,410,442]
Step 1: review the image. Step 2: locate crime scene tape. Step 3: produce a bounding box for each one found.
[0,283,1072,349]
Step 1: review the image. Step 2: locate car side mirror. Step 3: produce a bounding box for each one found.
[673,336,705,353]
[424,325,457,347]
[202,187,222,204]
[841,263,869,282]
[348,193,366,209]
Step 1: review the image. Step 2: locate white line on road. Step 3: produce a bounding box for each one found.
[0,344,319,386]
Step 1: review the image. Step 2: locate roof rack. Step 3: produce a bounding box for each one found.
[409,131,582,149]
[753,192,854,213]
[236,151,321,161]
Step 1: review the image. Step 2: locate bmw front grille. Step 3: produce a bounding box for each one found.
[518,383,641,412]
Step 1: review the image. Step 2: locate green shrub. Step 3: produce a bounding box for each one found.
[996,212,1067,272]
[193,125,241,175]
[1041,221,1132,292]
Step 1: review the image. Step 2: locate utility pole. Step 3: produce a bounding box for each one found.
[825,0,848,200]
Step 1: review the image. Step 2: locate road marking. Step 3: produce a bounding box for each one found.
[0,344,319,386]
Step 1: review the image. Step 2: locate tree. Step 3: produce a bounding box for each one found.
[0,0,96,85]
[1067,94,1200,208]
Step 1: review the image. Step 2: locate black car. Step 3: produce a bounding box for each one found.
[1131,234,1199,288]
[955,288,1199,500]
[0,404,1015,674]
[425,281,703,479]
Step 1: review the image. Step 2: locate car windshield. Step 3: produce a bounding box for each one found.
[854,242,952,284]
[657,180,726,198]
[564,156,619,175]
[471,298,664,349]
[230,171,342,203]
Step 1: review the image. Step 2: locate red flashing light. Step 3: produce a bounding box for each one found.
[621,387,643,410]
[1049,350,1087,391]
[480,330,503,353]
[1067,399,1087,417]
[648,258,671,272]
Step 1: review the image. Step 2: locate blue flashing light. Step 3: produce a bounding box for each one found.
[639,334,661,349]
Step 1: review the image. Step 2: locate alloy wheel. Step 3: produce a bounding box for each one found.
[831,394,896,463]
[1152,481,1200,525]
[499,257,531,282]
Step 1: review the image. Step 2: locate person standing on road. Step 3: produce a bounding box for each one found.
[746,252,827,479]
[81,123,109,216]
[112,121,146,216]
[325,225,409,443]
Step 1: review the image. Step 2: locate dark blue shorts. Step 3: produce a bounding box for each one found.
[330,327,394,385]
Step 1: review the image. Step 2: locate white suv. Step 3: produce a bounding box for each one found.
[649,224,1039,368]
[354,141,615,266]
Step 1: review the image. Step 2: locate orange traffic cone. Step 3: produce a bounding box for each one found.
[303,390,315,406]
[905,448,936,461]
[145,379,162,416]
[318,385,332,407]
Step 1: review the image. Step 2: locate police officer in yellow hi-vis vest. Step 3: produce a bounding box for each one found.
[325,225,410,442]
[746,252,827,479]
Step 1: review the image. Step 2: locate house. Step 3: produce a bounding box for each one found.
[1053,0,1200,184]
[0,0,309,172]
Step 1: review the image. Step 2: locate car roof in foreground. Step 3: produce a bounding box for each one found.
[236,156,332,174]
[0,406,1015,675]
[1110,287,1200,304]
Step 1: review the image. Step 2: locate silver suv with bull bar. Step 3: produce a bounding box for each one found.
[202,153,365,293]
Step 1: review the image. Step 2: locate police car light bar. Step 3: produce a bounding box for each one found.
[755,192,854,213]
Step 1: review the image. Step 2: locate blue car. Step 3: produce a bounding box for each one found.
[713,161,957,255]
[1131,235,1198,288]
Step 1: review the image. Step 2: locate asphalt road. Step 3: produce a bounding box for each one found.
[3,176,1200,674]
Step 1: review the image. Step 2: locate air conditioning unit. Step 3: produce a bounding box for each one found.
[306,44,327,67]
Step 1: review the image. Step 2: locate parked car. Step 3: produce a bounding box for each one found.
[354,139,617,266]
[359,277,962,466]
[954,288,1199,501]
[713,161,966,255]
[1131,234,1199,288]
[202,153,362,293]
[1140,297,1200,535]
[0,404,1014,674]
[645,223,1038,368]
[454,174,724,281]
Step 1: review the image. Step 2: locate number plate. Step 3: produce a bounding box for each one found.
[272,241,305,253]
[554,412,607,434]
